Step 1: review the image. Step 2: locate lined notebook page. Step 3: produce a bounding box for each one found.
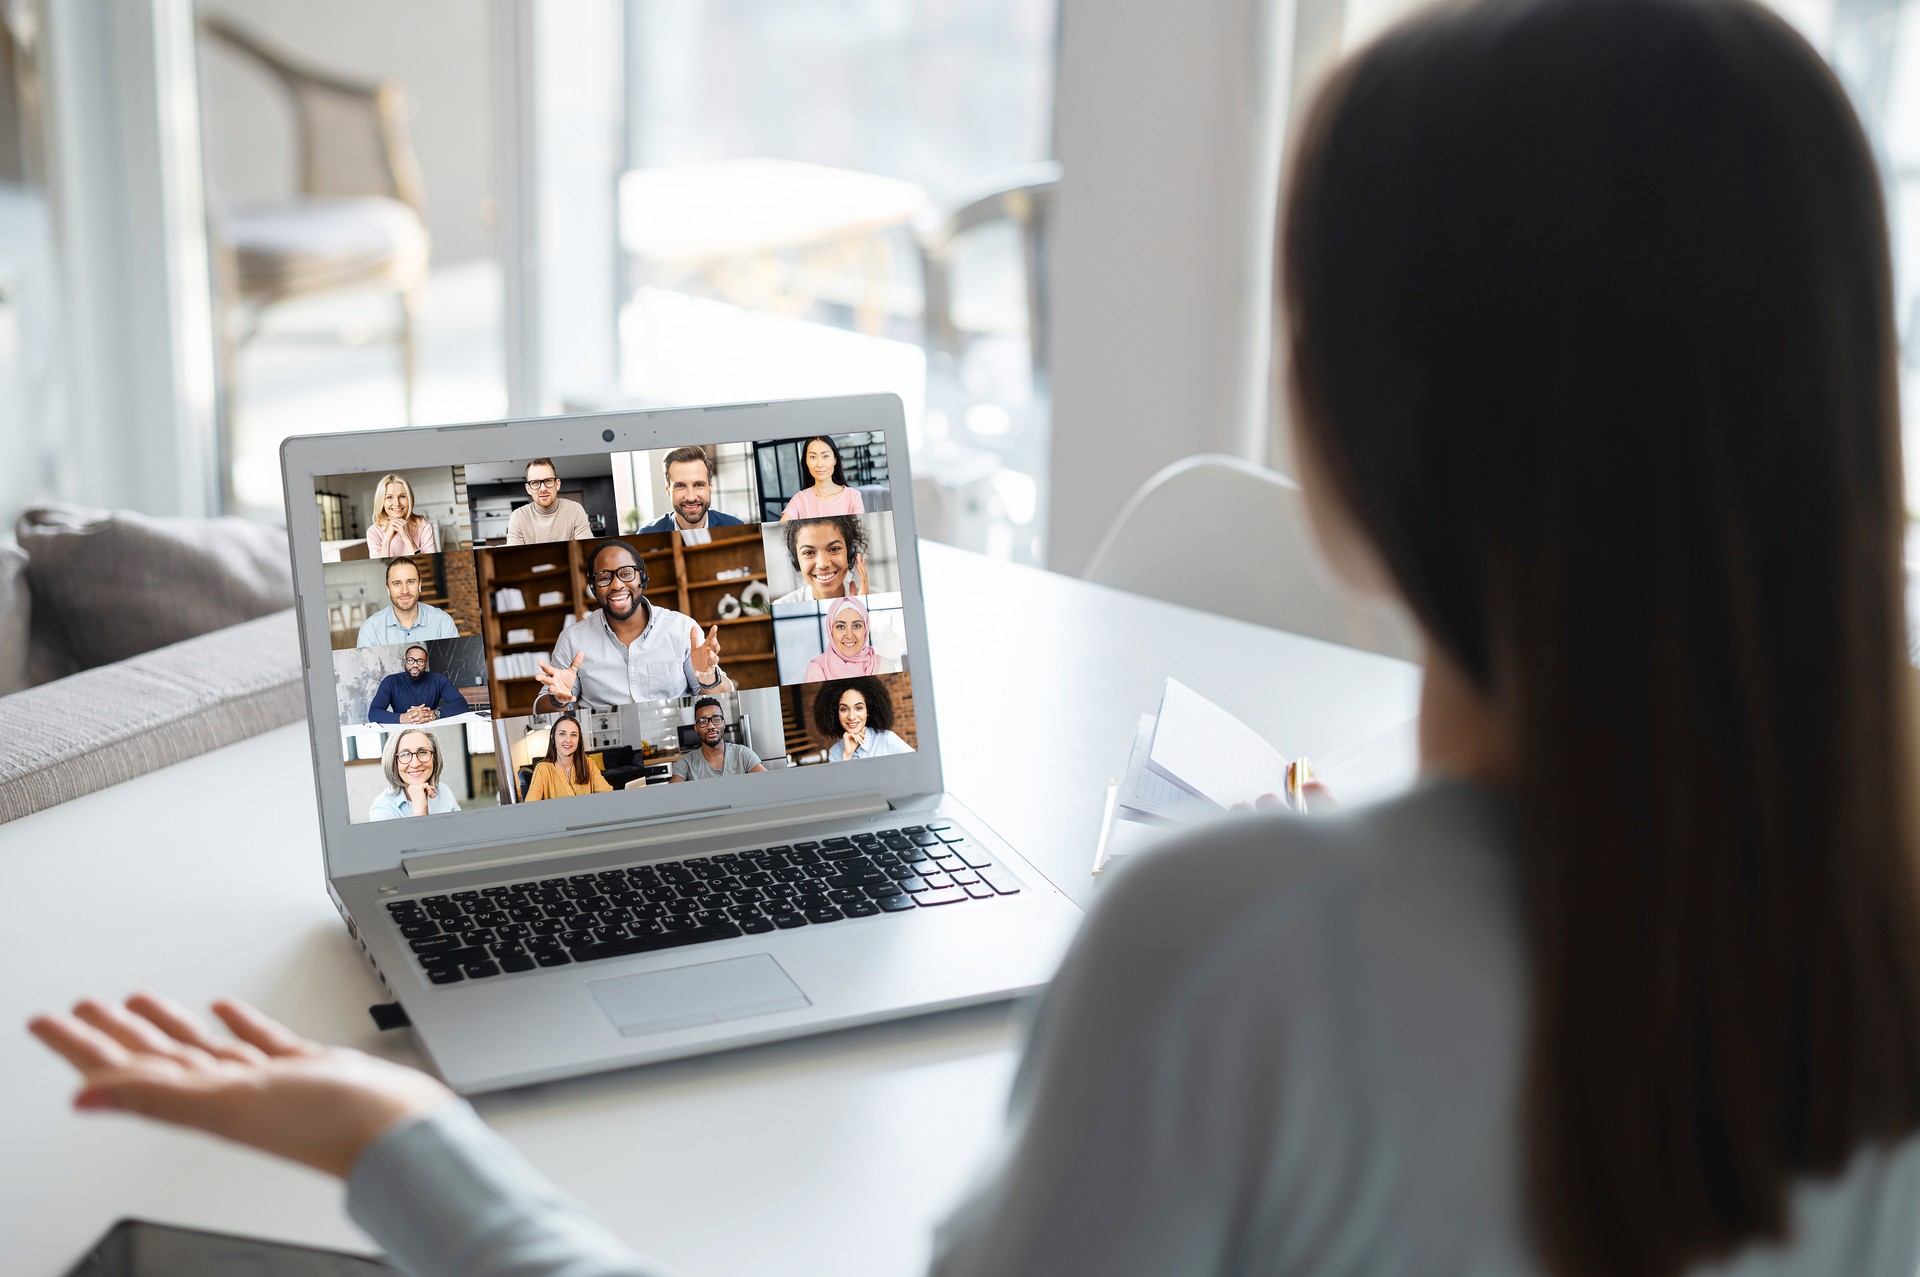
[1147,678,1290,808]
[1314,717,1419,805]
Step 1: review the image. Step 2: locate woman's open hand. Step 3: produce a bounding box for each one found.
[28,994,453,1179]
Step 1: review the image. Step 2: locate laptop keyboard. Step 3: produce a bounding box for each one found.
[382,822,1021,985]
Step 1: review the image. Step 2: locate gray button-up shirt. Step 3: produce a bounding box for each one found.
[548,603,731,707]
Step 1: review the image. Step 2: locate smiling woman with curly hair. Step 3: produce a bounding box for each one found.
[810,676,912,761]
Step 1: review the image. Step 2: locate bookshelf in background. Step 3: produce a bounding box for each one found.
[476,542,590,718]
[671,525,778,690]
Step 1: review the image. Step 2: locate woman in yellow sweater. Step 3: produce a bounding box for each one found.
[522,715,612,801]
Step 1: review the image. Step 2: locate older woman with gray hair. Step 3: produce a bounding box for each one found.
[367,728,460,820]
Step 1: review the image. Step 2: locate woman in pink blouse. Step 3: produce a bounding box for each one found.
[778,437,865,521]
[367,473,439,557]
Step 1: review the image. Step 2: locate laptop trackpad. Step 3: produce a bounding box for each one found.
[587,953,811,1038]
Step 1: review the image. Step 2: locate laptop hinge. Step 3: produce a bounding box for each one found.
[401,792,892,880]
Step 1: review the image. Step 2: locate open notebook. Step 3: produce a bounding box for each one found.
[1094,678,1418,872]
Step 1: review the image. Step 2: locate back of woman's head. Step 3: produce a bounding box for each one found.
[1282,0,1920,1271]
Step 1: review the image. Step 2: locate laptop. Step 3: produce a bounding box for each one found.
[282,393,1083,1094]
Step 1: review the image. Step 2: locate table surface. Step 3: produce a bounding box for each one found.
[1,542,1421,1277]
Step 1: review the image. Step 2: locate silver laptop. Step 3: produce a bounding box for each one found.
[281,393,1082,1093]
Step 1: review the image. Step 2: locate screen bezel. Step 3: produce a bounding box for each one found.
[282,394,943,879]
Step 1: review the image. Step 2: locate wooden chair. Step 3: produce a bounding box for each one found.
[1083,454,1422,661]
[198,16,431,441]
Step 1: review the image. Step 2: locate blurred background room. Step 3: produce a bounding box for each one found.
[5,0,1920,580]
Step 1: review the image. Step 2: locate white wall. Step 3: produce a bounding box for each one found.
[196,0,496,266]
[1043,0,1297,575]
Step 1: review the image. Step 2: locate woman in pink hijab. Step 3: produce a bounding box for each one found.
[802,597,880,681]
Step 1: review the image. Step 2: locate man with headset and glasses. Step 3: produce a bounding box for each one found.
[506,458,593,544]
[535,539,731,708]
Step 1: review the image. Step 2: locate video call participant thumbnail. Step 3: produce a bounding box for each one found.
[368,645,468,724]
[367,728,461,820]
[803,597,880,680]
[669,698,768,781]
[522,714,617,800]
[638,446,745,533]
[357,557,457,647]
[535,539,732,708]
[507,458,592,544]
[775,515,868,605]
[779,437,865,521]
[813,676,914,761]
[367,472,438,558]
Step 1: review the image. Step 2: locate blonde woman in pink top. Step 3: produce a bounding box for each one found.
[778,437,866,521]
[367,473,439,557]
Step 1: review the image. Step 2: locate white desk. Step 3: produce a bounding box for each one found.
[0,543,1420,1277]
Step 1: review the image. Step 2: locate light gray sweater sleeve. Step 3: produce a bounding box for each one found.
[346,1101,679,1277]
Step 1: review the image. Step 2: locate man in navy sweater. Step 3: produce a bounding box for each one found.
[368,646,470,724]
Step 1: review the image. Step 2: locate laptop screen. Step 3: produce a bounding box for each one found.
[310,431,916,831]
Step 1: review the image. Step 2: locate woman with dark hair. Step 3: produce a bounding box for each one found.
[778,436,864,521]
[773,514,869,604]
[30,0,1920,1273]
[811,677,914,761]
[521,715,612,801]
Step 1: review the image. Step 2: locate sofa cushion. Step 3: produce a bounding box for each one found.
[0,609,303,824]
[0,543,30,697]
[17,503,294,671]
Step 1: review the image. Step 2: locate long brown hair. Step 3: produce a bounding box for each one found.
[1282,0,1920,1272]
[543,714,591,787]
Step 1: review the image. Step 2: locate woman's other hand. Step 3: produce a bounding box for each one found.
[28,994,454,1179]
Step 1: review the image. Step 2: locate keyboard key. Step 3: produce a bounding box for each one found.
[921,873,955,891]
[950,871,981,886]
[500,953,537,972]
[915,887,968,906]
[926,821,952,831]
[427,966,465,984]
[411,935,460,954]
[877,895,917,912]
[865,881,904,899]
[828,888,867,906]
[974,865,1022,895]
[898,876,931,894]
[936,830,966,843]
[462,961,503,979]
[738,916,776,934]
[568,922,744,963]
[910,831,940,846]
[770,911,808,929]
[792,841,821,852]
[398,921,439,939]
[452,890,480,901]
[535,949,573,967]
[842,900,880,917]
[901,825,927,834]
[964,883,995,900]
[822,836,852,848]
[804,906,845,924]
[954,845,995,870]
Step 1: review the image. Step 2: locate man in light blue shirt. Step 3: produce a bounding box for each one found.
[536,540,732,708]
[357,557,458,648]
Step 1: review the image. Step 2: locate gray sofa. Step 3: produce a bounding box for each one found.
[0,504,304,823]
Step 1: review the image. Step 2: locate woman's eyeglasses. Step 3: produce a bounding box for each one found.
[397,749,434,764]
